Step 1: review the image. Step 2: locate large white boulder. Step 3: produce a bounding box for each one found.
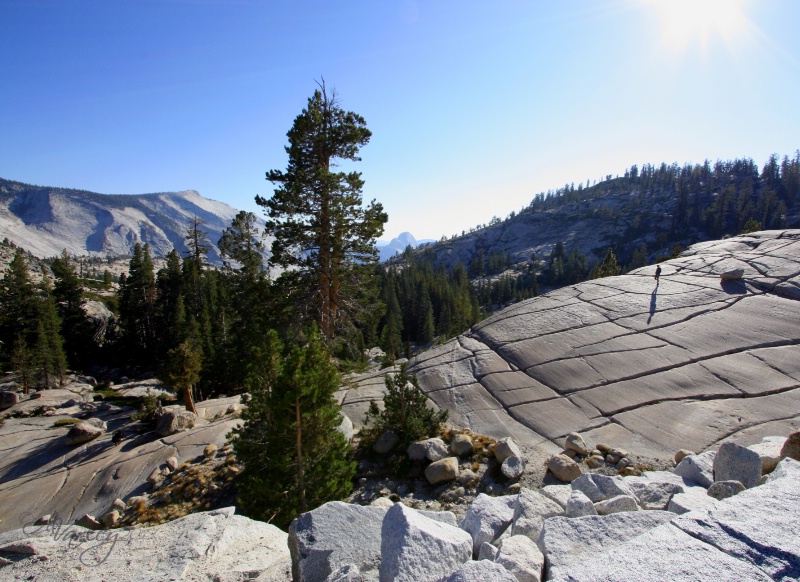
[565,490,597,518]
[667,486,719,515]
[713,442,762,488]
[156,409,197,437]
[460,493,517,556]
[408,437,449,462]
[539,484,572,509]
[289,502,386,581]
[495,535,544,582]
[673,450,716,488]
[623,471,687,510]
[747,436,785,474]
[594,494,640,515]
[379,503,471,582]
[510,488,564,542]
[443,560,517,581]
[65,419,106,445]
[570,473,635,503]
[288,501,457,582]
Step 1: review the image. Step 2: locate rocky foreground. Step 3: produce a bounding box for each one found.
[341,230,800,460]
[1,432,798,581]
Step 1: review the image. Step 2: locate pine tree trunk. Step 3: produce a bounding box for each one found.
[185,384,198,415]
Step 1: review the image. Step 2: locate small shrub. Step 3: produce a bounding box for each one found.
[131,388,162,426]
[363,363,447,449]
[740,218,762,235]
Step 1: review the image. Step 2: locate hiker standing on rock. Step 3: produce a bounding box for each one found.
[654,265,662,283]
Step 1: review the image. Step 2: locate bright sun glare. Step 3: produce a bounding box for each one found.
[653,0,747,52]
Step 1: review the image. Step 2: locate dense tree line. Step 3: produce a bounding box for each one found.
[0,248,68,392]
[376,249,479,357]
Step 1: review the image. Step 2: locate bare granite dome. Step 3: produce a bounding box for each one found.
[342,230,800,460]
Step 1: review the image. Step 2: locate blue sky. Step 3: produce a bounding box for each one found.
[1,0,798,241]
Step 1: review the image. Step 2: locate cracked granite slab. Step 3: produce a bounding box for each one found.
[342,230,800,460]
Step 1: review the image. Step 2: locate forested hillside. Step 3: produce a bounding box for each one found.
[369,153,800,351]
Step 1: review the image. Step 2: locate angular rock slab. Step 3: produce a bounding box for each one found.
[460,493,517,556]
[624,473,685,510]
[672,458,800,581]
[0,508,290,581]
[443,560,517,582]
[550,523,771,581]
[565,490,596,518]
[495,535,544,582]
[288,501,457,582]
[379,503,471,582]
[667,486,719,515]
[539,484,572,509]
[673,450,716,488]
[570,473,635,503]
[541,511,675,579]
[713,441,762,488]
[511,488,564,542]
[594,494,640,515]
[289,501,386,581]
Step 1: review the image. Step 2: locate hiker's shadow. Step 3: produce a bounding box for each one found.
[647,284,658,324]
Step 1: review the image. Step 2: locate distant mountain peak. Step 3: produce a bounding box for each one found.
[0,178,268,263]
[376,231,434,262]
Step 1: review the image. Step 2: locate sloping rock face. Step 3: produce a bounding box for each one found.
[0,507,290,581]
[0,391,244,535]
[342,231,800,459]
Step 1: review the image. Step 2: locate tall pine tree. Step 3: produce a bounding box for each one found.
[257,82,387,351]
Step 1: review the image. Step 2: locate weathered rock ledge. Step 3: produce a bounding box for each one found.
[0,380,244,536]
